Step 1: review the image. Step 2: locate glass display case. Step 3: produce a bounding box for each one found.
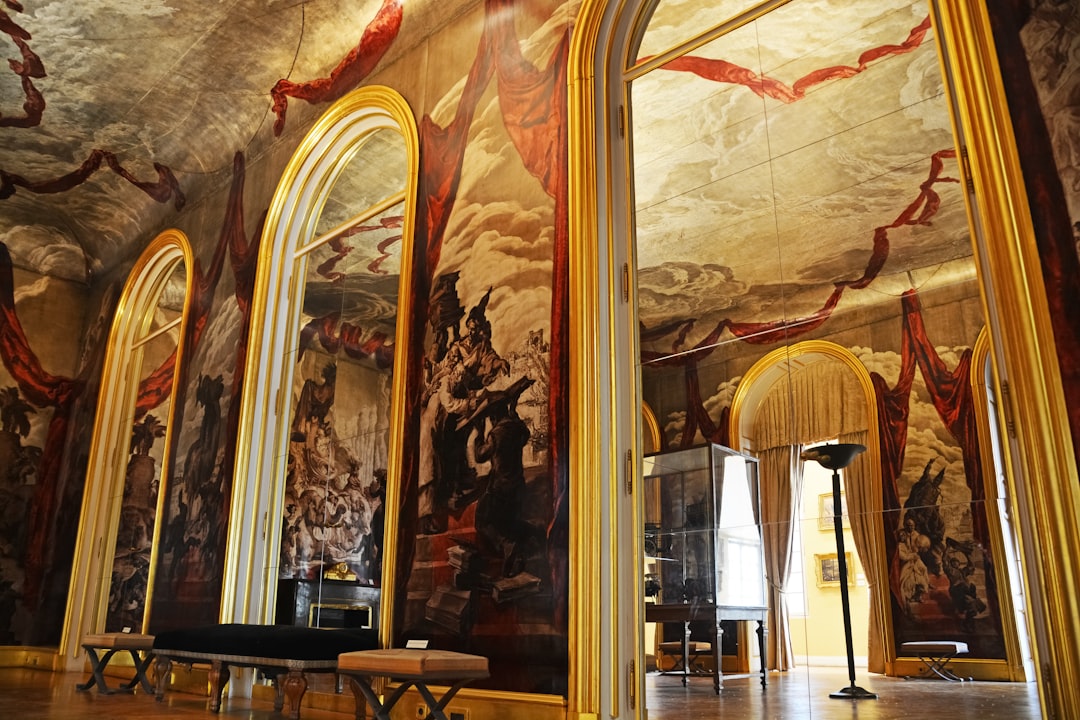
[642,444,767,692]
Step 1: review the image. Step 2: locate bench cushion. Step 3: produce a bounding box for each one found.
[152,623,378,661]
[338,649,489,679]
[82,632,155,651]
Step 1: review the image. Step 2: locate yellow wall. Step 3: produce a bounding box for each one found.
[789,460,871,665]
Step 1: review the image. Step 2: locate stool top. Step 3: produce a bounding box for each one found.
[338,648,489,679]
[900,641,969,655]
[82,632,155,650]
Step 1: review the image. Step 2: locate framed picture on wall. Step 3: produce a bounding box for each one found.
[814,552,855,587]
[818,491,849,531]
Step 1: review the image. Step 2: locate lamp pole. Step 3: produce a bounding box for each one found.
[800,443,877,701]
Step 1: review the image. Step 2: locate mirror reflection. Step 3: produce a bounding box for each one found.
[631,0,1028,706]
[275,128,405,631]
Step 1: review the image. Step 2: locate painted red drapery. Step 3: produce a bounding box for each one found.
[657,16,930,105]
[270,0,403,135]
[298,313,393,369]
[0,243,83,605]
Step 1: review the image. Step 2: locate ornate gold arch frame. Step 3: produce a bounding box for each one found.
[60,229,193,667]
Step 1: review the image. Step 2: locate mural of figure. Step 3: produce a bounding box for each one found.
[945,551,988,633]
[0,386,35,438]
[903,460,947,575]
[445,288,510,393]
[418,362,477,535]
[897,516,930,616]
[471,376,534,577]
[291,363,336,444]
[417,284,514,536]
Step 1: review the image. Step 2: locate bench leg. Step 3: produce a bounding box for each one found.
[208,660,230,712]
[281,669,308,720]
[155,656,172,702]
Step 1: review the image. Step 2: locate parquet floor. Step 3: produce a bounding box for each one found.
[0,665,1043,719]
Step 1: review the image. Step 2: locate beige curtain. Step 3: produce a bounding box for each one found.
[749,357,876,671]
[758,445,800,671]
[839,428,886,673]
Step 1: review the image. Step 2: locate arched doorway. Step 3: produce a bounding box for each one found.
[567,0,1066,716]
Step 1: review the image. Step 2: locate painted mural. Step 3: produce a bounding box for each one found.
[281,353,388,585]
[381,0,572,696]
[104,412,168,632]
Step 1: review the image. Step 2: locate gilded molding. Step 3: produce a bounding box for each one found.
[934,1,1080,715]
[231,86,419,638]
[63,230,192,660]
[567,0,609,715]
[971,329,1029,681]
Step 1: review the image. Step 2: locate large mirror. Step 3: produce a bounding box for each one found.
[627,0,1031,708]
[274,123,407,632]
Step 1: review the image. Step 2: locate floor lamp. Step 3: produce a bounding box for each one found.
[800,442,878,701]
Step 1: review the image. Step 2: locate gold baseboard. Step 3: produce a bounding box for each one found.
[0,646,60,670]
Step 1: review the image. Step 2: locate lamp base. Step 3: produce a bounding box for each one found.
[829,685,878,700]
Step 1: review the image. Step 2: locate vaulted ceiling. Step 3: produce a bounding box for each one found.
[0,0,453,285]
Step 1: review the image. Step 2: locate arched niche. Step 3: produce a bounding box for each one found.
[730,341,885,675]
[229,86,418,638]
[61,230,192,666]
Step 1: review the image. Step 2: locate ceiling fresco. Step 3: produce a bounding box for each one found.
[0,0,455,284]
[630,0,975,359]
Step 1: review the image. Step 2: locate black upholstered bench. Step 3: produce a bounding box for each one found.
[152,624,378,719]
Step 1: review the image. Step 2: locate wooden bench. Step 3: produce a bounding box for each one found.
[900,640,971,681]
[337,649,489,720]
[76,632,156,695]
[152,624,378,719]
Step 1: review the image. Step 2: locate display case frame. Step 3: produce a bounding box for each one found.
[642,444,767,693]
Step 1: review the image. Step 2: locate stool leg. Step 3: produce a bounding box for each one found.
[76,648,125,694]
[348,676,398,720]
[415,680,471,720]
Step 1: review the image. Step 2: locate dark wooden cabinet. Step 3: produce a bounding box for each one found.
[275,579,380,629]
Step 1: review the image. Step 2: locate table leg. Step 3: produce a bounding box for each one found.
[756,620,768,688]
[714,622,724,695]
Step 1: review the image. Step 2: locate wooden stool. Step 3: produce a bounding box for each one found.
[337,649,489,720]
[901,641,971,681]
[657,640,712,685]
[76,632,155,694]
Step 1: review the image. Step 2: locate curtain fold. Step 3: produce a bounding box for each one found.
[839,428,886,673]
[747,355,876,673]
[759,445,799,671]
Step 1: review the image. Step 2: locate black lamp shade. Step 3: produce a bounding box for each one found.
[800,443,866,471]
